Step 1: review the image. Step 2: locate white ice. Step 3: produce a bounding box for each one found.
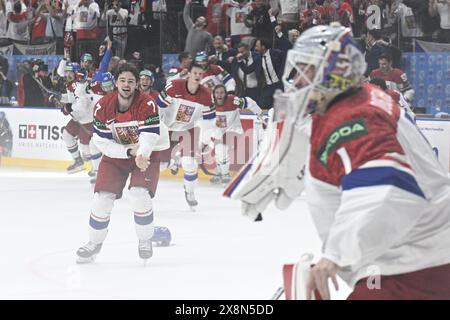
[0,167,351,300]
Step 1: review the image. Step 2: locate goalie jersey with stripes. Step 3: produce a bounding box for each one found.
[306,83,450,288]
[156,79,215,132]
[92,91,161,159]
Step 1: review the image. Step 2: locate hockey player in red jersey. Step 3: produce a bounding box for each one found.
[156,63,215,210]
[209,84,262,184]
[226,23,450,300]
[76,63,168,263]
[369,54,415,103]
[139,69,159,99]
[194,51,236,93]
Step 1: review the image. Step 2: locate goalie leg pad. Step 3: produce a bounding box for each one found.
[89,191,115,244]
[181,156,198,193]
[129,187,154,240]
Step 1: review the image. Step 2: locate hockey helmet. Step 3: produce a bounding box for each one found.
[100,72,115,92]
[139,69,154,81]
[152,226,172,246]
[283,22,366,113]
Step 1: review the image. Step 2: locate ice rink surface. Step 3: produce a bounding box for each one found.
[0,167,351,300]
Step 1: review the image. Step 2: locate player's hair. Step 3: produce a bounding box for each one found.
[212,84,226,95]
[116,63,140,81]
[367,29,382,40]
[178,52,191,63]
[369,77,388,91]
[378,53,393,63]
[188,63,204,72]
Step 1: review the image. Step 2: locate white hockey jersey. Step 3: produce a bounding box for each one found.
[155,79,215,132]
[306,84,450,288]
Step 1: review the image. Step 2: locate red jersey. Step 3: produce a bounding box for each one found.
[156,79,214,131]
[369,68,411,92]
[309,83,403,187]
[93,90,160,147]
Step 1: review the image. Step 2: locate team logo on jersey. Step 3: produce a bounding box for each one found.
[317,118,368,166]
[176,104,195,123]
[112,121,139,145]
[216,115,227,128]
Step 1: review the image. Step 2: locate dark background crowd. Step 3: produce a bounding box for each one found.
[0,0,449,111]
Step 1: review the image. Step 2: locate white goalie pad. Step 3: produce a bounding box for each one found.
[283,253,320,300]
[223,89,311,211]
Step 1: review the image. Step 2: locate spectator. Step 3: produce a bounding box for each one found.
[44,0,64,53]
[390,0,424,51]
[271,0,306,31]
[23,60,53,107]
[254,37,283,109]
[337,0,353,28]
[245,0,272,43]
[300,0,323,32]
[0,0,7,42]
[105,0,128,58]
[63,0,79,60]
[364,28,389,77]
[74,0,100,63]
[429,0,450,43]
[224,0,254,48]
[207,35,237,73]
[6,0,31,43]
[129,51,144,71]
[273,25,299,55]
[0,64,13,105]
[31,0,48,44]
[0,50,8,76]
[126,0,146,57]
[183,0,214,56]
[369,54,415,103]
[229,41,261,102]
[206,0,227,36]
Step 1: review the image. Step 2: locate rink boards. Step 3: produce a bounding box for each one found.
[1,106,450,175]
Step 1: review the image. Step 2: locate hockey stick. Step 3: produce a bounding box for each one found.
[271,287,284,300]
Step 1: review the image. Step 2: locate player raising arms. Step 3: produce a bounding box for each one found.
[227,23,450,299]
[156,63,215,210]
[76,63,167,264]
[209,84,263,184]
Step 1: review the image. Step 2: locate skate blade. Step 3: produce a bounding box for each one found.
[189,205,197,212]
[76,255,96,264]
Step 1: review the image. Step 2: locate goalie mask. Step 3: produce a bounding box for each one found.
[283,22,366,114]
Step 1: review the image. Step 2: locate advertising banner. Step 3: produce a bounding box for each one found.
[0,106,71,161]
[416,118,450,172]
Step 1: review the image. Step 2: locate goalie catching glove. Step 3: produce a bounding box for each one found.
[223,89,311,220]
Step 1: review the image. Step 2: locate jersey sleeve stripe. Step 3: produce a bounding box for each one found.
[156,95,169,108]
[139,126,160,134]
[93,127,113,139]
[342,166,425,199]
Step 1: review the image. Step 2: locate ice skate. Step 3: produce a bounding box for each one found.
[76,241,103,264]
[87,169,96,177]
[184,188,198,211]
[209,174,222,185]
[89,172,97,185]
[138,239,153,265]
[169,153,181,176]
[67,157,85,174]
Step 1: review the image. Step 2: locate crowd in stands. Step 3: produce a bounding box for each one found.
[0,0,449,109]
